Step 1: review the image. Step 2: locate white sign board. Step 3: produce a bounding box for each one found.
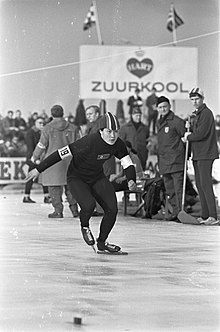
[80,45,198,99]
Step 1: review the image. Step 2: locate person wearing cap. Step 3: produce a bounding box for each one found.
[182,88,219,225]
[31,105,79,218]
[156,96,186,221]
[25,112,137,253]
[119,107,149,170]
[127,88,143,116]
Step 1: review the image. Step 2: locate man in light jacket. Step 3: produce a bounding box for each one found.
[32,105,78,218]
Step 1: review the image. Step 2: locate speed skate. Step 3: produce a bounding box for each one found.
[96,250,128,255]
[95,241,128,255]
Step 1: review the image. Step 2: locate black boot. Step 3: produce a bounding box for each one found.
[81,227,95,245]
[97,240,121,252]
[48,211,63,218]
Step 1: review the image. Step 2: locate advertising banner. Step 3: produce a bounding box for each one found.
[0,158,28,184]
[80,45,197,99]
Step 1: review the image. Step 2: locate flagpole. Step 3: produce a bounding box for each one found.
[171,3,176,112]
[93,0,103,45]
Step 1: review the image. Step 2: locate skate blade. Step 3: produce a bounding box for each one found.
[97,250,128,255]
[178,211,201,225]
[91,245,96,253]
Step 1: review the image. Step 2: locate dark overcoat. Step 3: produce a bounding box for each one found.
[157,111,186,174]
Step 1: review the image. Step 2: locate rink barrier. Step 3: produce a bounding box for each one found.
[1,156,218,185]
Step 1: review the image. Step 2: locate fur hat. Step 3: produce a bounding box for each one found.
[51,105,64,118]
[99,112,120,130]
[189,88,204,99]
[156,96,170,106]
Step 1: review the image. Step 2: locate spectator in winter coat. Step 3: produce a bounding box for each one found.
[157,96,186,221]
[32,105,79,218]
[119,107,149,170]
[85,105,102,134]
[182,88,219,225]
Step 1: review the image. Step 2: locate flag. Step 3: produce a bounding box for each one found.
[83,3,96,31]
[167,5,184,32]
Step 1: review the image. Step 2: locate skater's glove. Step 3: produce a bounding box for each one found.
[25,168,40,182]
[128,180,137,191]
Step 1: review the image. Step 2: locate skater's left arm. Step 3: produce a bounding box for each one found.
[120,155,137,191]
[115,139,137,191]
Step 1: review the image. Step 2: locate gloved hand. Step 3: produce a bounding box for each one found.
[25,168,40,182]
[181,131,191,143]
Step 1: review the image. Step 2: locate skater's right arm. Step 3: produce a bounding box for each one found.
[25,144,74,182]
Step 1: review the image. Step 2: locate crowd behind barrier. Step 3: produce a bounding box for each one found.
[0,99,219,173]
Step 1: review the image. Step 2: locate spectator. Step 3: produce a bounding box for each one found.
[23,117,51,204]
[85,105,102,134]
[28,112,39,129]
[182,88,219,225]
[39,109,50,124]
[2,110,17,137]
[119,107,149,170]
[32,105,79,218]
[14,109,27,134]
[127,88,143,117]
[0,133,8,157]
[99,99,107,115]
[146,87,158,135]
[5,133,27,157]
[157,96,186,221]
[74,99,87,127]
[116,100,125,123]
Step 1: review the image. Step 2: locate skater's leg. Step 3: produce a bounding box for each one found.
[92,178,118,243]
[67,178,96,227]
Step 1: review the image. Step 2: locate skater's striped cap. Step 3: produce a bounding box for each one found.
[189,88,204,99]
[99,112,120,131]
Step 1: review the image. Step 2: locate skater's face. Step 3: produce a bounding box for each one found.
[100,128,119,145]
[157,101,170,117]
[190,96,204,110]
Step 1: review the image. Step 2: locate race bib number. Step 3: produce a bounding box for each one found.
[58,145,72,159]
